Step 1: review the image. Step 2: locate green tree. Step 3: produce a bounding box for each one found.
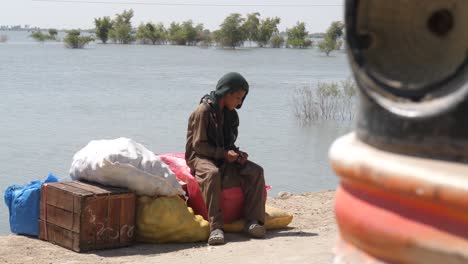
[286,22,312,48]
[94,16,112,44]
[318,36,336,56]
[318,21,345,56]
[136,23,147,44]
[168,22,185,45]
[31,31,47,42]
[335,39,343,50]
[182,20,198,45]
[48,28,58,40]
[166,20,204,45]
[242,12,260,46]
[326,21,344,41]
[214,13,246,49]
[136,22,166,45]
[270,34,284,48]
[30,31,55,42]
[257,17,281,47]
[109,9,134,44]
[198,28,212,47]
[63,30,94,48]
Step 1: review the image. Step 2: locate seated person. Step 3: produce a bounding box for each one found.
[185,72,266,245]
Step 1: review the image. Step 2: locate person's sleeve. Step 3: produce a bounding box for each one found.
[191,108,225,160]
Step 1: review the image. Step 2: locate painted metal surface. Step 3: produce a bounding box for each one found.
[344,0,468,162]
[330,133,468,264]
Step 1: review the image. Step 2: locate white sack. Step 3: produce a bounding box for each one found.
[69,137,185,197]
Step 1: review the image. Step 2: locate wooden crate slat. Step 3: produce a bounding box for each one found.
[39,220,81,252]
[71,181,130,195]
[107,196,121,245]
[40,181,135,252]
[120,196,136,244]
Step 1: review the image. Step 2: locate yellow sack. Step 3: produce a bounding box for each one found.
[136,196,210,243]
[224,205,293,232]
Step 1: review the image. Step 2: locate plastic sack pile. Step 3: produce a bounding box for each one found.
[4,173,59,236]
[158,153,293,231]
[136,196,210,243]
[158,153,246,223]
[4,137,292,244]
[69,138,207,243]
[70,138,184,197]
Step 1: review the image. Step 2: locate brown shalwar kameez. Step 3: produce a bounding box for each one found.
[185,102,266,232]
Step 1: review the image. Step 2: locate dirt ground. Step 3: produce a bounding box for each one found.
[0,190,337,264]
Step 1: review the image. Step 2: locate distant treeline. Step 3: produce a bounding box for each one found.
[93,10,344,51]
[27,10,345,54]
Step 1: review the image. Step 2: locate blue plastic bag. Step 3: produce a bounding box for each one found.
[4,173,59,236]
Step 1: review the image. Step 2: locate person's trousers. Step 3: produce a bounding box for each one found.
[193,158,266,232]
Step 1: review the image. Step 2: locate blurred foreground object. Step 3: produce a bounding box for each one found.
[330,0,468,263]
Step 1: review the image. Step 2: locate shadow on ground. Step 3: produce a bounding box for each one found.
[224,228,318,244]
[90,228,318,257]
[90,242,205,258]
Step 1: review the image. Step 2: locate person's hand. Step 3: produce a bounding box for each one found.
[238,150,248,159]
[224,150,239,163]
[236,150,248,166]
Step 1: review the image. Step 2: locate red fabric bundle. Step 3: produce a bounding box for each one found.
[158,153,268,223]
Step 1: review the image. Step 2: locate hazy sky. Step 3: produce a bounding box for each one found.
[1,0,343,32]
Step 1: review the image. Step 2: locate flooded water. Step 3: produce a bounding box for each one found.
[0,31,352,234]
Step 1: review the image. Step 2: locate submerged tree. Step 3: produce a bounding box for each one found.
[48,29,58,40]
[30,31,48,42]
[168,22,185,45]
[30,31,56,42]
[318,21,345,56]
[292,78,358,124]
[195,25,209,45]
[257,17,281,47]
[270,34,284,48]
[242,12,260,46]
[318,37,336,56]
[198,28,212,47]
[182,20,199,45]
[326,21,344,41]
[109,9,134,44]
[94,16,112,44]
[162,20,205,46]
[286,22,312,48]
[214,13,246,49]
[136,22,166,44]
[63,30,94,48]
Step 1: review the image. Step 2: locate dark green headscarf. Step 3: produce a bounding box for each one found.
[201,72,249,110]
[200,72,250,151]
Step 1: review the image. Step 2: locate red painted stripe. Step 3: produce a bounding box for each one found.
[335,183,468,263]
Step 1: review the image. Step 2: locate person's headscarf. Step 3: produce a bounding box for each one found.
[200,72,250,151]
[200,72,249,111]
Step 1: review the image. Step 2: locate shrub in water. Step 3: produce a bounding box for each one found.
[292,78,357,124]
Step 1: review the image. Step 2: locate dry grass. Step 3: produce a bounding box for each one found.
[292,78,357,124]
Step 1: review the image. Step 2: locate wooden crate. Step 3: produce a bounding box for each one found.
[39,181,136,252]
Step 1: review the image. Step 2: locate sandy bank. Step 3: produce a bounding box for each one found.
[0,190,337,264]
